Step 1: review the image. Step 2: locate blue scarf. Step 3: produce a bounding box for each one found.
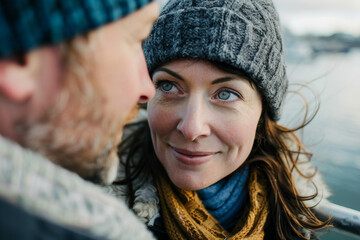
[196,165,250,231]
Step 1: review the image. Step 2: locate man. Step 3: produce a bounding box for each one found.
[0,0,159,239]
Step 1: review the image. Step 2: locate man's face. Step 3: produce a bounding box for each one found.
[19,2,159,184]
[90,1,158,142]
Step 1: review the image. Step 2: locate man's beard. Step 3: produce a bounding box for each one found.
[15,84,138,185]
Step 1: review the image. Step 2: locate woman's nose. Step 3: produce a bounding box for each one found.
[176,99,211,141]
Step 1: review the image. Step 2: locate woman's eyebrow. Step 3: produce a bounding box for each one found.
[211,77,236,84]
[212,76,254,89]
[153,68,184,81]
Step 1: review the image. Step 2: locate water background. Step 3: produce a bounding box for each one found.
[281,50,360,239]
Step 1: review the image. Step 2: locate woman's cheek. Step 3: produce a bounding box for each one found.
[148,104,176,135]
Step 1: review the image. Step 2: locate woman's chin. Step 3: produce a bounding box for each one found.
[169,173,214,191]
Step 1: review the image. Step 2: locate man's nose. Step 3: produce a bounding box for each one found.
[138,53,155,103]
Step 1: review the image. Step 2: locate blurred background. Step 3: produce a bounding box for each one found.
[273,1,360,239]
[157,1,360,239]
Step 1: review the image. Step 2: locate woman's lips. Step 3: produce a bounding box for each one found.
[170,146,217,166]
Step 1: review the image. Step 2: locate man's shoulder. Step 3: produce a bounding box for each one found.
[0,196,98,240]
[0,136,155,240]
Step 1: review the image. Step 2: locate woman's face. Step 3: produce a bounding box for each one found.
[148,60,262,190]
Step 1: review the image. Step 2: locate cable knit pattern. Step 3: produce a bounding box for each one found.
[0,135,155,240]
[144,0,288,120]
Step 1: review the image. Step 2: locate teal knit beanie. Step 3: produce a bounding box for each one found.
[144,0,288,121]
[0,0,153,57]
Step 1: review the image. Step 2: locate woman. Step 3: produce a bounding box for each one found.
[108,0,331,239]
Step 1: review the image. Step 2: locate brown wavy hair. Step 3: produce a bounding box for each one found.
[248,103,331,239]
[115,61,331,240]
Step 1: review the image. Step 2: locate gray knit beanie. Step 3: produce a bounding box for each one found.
[0,0,153,58]
[144,0,288,121]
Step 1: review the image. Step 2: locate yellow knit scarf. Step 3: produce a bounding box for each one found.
[155,167,269,240]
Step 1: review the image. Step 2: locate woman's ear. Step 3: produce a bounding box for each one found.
[0,52,38,103]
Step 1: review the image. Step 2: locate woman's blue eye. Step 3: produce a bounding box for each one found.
[218,91,230,100]
[161,82,174,91]
[217,90,238,100]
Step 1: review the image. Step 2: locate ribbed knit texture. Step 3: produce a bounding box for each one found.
[0,0,153,57]
[197,165,250,231]
[144,0,288,121]
[155,166,269,240]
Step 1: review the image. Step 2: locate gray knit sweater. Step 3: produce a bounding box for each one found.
[0,135,155,240]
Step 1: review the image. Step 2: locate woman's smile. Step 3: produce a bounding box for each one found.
[169,145,218,166]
